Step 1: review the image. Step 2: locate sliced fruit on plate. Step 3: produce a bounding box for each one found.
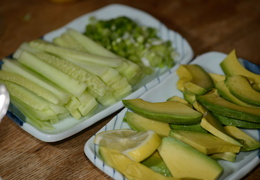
[224,126,260,151]
[124,111,171,137]
[158,137,223,180]
[122,98,202,124]
[169,130,241,155]
[176,64,214,95]
[225,75,260,106]
[94,129,161,162]
[99,147,175,180]
[220,49,260,91]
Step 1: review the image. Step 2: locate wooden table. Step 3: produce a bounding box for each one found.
[0,0,259,179]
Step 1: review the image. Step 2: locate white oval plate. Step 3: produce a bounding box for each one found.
[84,51,260,180]
[4,4,193,142]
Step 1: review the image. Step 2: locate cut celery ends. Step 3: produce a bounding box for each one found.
[18,43,107,97]
[13,50,88,97]
[29,39,123,68]
[0,71,60,105]
[2,58,71,104]
[53,28,143,86]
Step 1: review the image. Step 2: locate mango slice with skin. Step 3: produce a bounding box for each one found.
[158,137,223,180]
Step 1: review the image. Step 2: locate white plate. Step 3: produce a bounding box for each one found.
[4,4,193,142]
[84,51,260,180]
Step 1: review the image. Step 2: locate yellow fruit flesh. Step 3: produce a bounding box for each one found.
[95,129,161,162]
[170,130,241,154]
[158,137,223,180]
[220,50,260,91]
[224,126,260,151]
[99,147,175,180]
[200,114,243,147]
[125,112,171,137]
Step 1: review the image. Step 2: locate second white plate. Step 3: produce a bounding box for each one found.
[84,51,260,180]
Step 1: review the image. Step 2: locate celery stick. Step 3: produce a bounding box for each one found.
[13,50,87,97]
[64,104,81,119]
[2,58,71,104]
[100,68,122,86]
[115,60,143,85]
[19,44,107,97]
[3,80,67,120]
[96,92,117,106]
[110,77,132,99]
[88,88,117,106]
[27,117,55,130]
[11,97,57,129]
[10,93,58,121]
[53,31,86,52]
[29,39,123,67]
[3,81,50,111]
[78,100,98,116]
[109,76,130,90]
[0,71,60,105]
[65,96,81,111]
[66,28,118,58]
[77,90,96,104]
[69,60,110,77]
[63,29,143,85]
[69,109,82,120]
[77,91,98,116]
[49,104,68,114]
[69,60,122,86]
[65,96,82,119]
[19,42,107,95]
[112,87,132,100]
[58,112,70,120]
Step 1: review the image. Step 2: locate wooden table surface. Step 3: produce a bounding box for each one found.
[0,0,259,179]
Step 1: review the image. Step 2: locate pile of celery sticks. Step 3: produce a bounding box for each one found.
[0,16,177,131]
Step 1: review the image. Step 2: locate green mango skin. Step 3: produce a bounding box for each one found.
[169,123,208,133]
[123,98,202,125]
[142,151,172,177]
[220,50,260,91]
[197,91,260,123]
[225,75,260,106]
[158,137,223,180]
[212,112,260,129]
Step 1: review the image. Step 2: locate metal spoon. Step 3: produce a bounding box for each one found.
[0,84,10,122]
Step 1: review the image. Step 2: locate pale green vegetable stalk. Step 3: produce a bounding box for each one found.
[13,49,88,97]
[76,90,98,116]
[10,97,56,130]
[53,31,134,100]
[88,88,117,106]
[3,81,51,111]
[2,81,65,125]
[53,32,86,52]
[65,59,132,100]
[0,71,60,105]
[53,28,143,86]
[29,39,123,67]
[2,58,71,104]
[2,79,68,119]
[65,96,82,119]
[18,42,107,97]
[62,56,121,86]
[59,28,118,58]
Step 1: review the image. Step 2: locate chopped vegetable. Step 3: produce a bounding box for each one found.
[84,16,177,74]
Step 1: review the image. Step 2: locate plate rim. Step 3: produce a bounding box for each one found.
[4,3,194,142]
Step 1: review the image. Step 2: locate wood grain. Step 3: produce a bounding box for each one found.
[0,0,259,179]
